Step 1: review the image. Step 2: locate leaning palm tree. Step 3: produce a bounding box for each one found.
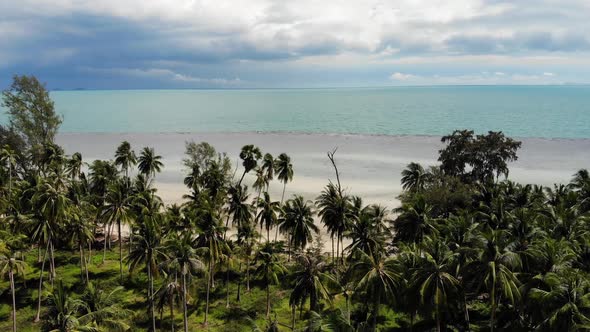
[0,240,27,332]
[114,141,137,178]
[238,145,262,186]
[65,152,84,181]
[255,249,286,317]
[401,162,429,193]
[138,147,163,182]
[279,195,318,256]
[274,153,293,204]
[163,233,204,332]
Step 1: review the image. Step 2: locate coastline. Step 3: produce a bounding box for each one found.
[57,131,590,207]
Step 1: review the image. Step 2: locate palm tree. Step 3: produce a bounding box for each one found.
[102,179,133,282]
[163,233,204,332]
[274,153,293,204]
[138,147,163,182]
[348,249,400,329]
[412,238,460,332]
[256,192,280,243]
[0,241,27,332]
[155,278,181,332]
[65,152,84,181]
[69,207,94,284]
[401,162,429,193]
[467,228,521,332]
[192,198,228,325]
[255,249,286,317]
[44,279,98,332]
[115,141,137,179]
[238,145,262,186]
[224,184,252,239]
[316,182,352,263]
[289,253,335,325]
[345,204,389,258]
[127,200,167,332]
[82,282,131,331]
[530,271,590,331]
[279,195,318,256]
[392,195,437,245]
[261,153,274,188]
[1,145,17,194]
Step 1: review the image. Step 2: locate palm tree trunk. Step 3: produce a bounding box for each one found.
[246,255,250,292]
[149,264,156,332]
[238,170,246,186]
[170,295,175,332]
[49,240,56,281]
[373,293,380,329]
[83,245,89,283]
[463,291,470,331]
[291,305,296,330]
[182,273,188,332]
[236,261,242,302]
[436,302,441,332]
[336,234,340,265]
[331,236,335,264]
[10,270,16,332]
[281,182,286,205]
[79,244,86,284]
[118,220,123,283]
[35,240,50,322]
[102,223,109,264]
[226,266,230,308]
[490,283,496,332]
[204,260,212,325]
[266,284,270,318]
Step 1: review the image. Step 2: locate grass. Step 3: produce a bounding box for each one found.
[0,244,367,331]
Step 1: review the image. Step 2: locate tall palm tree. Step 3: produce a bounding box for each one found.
[102,179,133,282]
[316,182,352,263]
[127,200,167,332]
[279,195,318,256]
[115,141,137,179]
[238,145,262,186]
[224,184,252,239]
[138,147,163,182]
[0,241,27,332]
[68,207,94,284]
[261,153,274,189]
[392,195,437,245]
[256,192,280,243]
[274,153,293,204]
[163,233,204,332]
[255,250,286,317]
[401,162,429,193]
[345,203,389,258]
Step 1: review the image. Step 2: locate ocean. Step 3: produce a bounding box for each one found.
[2,86,589,138]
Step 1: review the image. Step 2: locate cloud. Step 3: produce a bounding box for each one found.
[0,0,589,87]
[389,72,417,81]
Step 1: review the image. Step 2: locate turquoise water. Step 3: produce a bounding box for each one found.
[2,86,590,138]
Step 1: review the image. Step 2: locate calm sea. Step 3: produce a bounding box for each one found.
[2,86,590,138]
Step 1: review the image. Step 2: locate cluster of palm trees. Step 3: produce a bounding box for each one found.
[2,137,590,331]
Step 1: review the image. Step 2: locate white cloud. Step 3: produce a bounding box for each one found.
[79,67,242,86]
[389,72,417,81]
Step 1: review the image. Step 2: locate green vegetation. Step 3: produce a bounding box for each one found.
[1,75,590,331]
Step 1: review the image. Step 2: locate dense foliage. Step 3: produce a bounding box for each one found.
[1,76,590,332]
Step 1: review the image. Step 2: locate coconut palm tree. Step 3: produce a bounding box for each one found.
[0,145,17,194]
[401,162,429,193]
[138,147,163,182]
[68,207,94,284]
[115,141,137,179]
[224,184,252,239]
[279,195,318,256]
[0,240,27,332]
[316,182,352,263]
[274,153,293,204]
[65,152,84,181]
[289,253,336,324]
[238,145,262,186]
[412,238,461,332]
[82,282,131,331]
[163,232,204,332]
[256,192,280,243]
[530,271,590,331]
[261,153,274,188]
[44,279,92,332]
[348,249,400,329]
[102,179,133,282]
[392,195,437,245]
[127,199,167,332]
[345,204,389,258]
[255,249,286,317]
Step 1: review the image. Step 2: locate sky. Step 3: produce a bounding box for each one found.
[1,0,590,89]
